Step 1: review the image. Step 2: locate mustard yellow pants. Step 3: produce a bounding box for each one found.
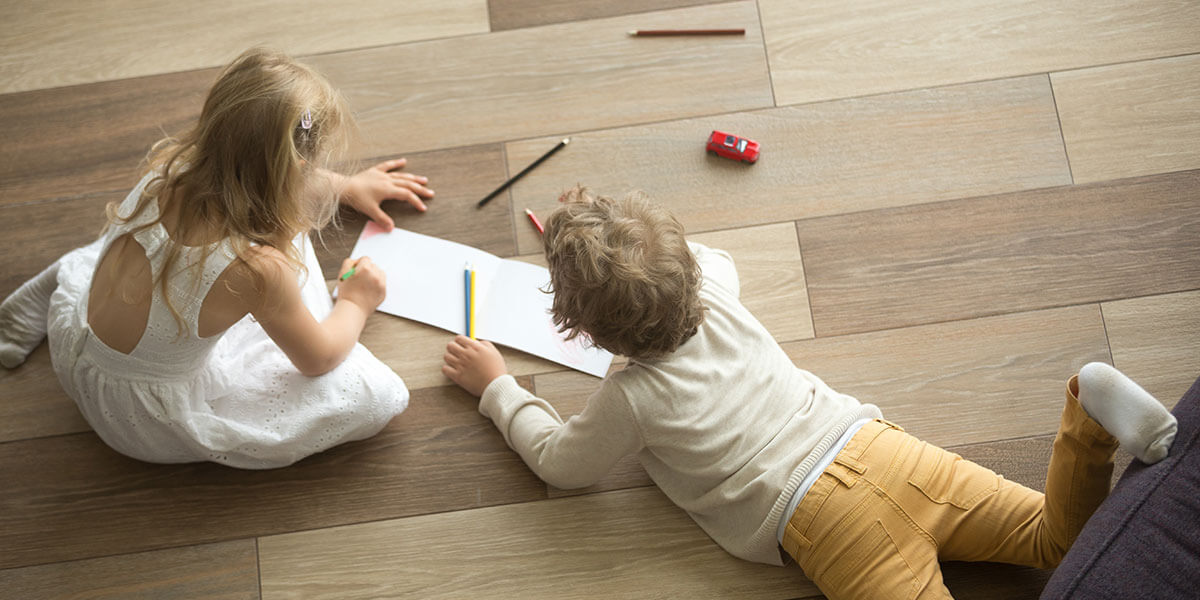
[782,376,1118,600]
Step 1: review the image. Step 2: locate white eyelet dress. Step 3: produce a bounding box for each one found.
[46,175,409,468]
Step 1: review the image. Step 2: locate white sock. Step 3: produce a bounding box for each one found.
[0,260,60,368]
[1077,362,1177,464]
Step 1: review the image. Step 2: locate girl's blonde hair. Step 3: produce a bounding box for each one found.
[543,186,705,360]
[107,48,355,332]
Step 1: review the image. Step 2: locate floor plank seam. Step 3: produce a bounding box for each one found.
[1046,72,1077,185]
[1039,49,1200,78]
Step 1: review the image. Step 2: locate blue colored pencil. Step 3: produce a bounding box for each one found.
[464,264,472,337]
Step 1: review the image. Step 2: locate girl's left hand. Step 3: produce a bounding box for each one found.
[342,158,435,231]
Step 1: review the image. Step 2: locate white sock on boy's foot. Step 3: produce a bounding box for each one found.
[0,261,60,368]
[1077,362,1177,464]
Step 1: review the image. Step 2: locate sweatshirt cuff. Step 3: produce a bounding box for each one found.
[479,374,561,448]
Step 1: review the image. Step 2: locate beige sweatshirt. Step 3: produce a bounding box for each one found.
[479,242,880,565]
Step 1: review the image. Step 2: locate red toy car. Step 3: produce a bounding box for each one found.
[706,130,760,163]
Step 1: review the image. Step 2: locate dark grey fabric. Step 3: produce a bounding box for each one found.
[1041,375,1200,599]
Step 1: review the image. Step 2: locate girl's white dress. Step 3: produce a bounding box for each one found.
[45,175,408,468]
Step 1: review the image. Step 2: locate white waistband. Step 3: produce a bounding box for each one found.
[776,418,873,544]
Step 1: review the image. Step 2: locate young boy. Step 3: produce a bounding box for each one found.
[441,187,1178,599]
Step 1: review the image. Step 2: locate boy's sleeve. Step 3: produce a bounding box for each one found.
[687,240,740,298]
[478,374,642,490]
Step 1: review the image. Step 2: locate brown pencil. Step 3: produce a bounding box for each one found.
[627,29,745,36]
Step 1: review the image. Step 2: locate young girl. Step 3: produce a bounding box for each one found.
[0,48,435,469]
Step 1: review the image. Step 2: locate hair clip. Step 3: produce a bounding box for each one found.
[300,109,313,130]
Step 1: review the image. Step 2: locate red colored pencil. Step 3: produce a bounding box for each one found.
[628,29,745,36]
[524,208,545,234]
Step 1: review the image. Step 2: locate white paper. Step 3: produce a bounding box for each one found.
[348,223,614,377]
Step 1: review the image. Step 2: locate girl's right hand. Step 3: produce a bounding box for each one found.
[336,256,386,311]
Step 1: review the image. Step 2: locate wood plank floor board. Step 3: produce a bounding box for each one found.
[506,75,1069,254]
[797,170,1200,337]
[1052,54,1200,184]
[758,0,1200,106]
[689,223,814,342]
[0,69,213,209]
[0,380,544,570]
[0,539,260,600]
[307,2,773,157]
[0,191,116,299]
[258,486,820,600]
[0,0,490,94]
[0,344,88,443]
[1102,290,1200,406]
[783,306,1109,448]
[488,0,728,31]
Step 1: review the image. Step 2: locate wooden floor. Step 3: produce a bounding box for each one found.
[2,1,1198,598]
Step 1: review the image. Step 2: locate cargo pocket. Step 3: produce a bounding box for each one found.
[907,441,999,510]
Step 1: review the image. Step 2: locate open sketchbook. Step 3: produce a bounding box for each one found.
[348,221,614,377]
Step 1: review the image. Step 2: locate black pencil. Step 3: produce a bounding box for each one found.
[476,138,571,208]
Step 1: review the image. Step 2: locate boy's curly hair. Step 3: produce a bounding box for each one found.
[543,186,705,360]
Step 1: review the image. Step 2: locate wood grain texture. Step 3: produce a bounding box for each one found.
[258,486,820,600]
[950,433,1132,493]
[0,344,89,443]
[313,144,514,279]
[1103,290,1200,407]
[758,0,1200,105]
[1052,54,1200,184]
[0,69,213,208]
[489,0,727,31]
[0,381,544,570]
[0,192,115,299]
[691,224,814,342]
[797,170,1200,337]
[507,75,1069,254]
[0,539,259,600]
[784,306,1109,448]
[0,0,489,94]
[307,2,772,157]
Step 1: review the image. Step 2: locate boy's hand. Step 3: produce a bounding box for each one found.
[336,256,386,312]
[341,158,435,230]
[442,335,508,397]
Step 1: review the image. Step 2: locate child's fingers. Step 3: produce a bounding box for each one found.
[390,171,430,185]
[392,177,435,199]
[446,335,471,357]
[364,204,395,231]
[400,191,428,212]
[379,158,407,172]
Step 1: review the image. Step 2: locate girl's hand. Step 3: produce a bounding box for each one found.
[342,158,435,230]
[336,256,386,312]
[442,335,508,397]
